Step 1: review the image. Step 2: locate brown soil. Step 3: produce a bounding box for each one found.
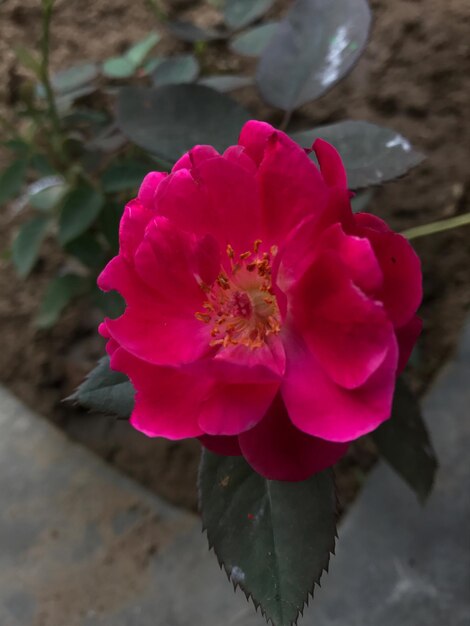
[0,0,469,513]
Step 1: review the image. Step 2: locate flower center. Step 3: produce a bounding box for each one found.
[195,240,281,350]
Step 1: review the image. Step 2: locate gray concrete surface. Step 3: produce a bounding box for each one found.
[0,320,469,626]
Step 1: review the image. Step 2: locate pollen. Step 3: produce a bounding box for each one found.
[195,240,281,350]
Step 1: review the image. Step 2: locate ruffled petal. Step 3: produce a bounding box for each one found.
[238,120,275,166]
[354,212,391,233]
[362,230,422,327]
[313,138,348,189]
[281,329,399,442]
[172,145,219,172]
[291,252,393,389]
[198,379,279,436]
[137,172,166,210]
[111,348,209,439]
[118,199,154,261]
[223,145,257,174]
[256,130,329,241]
[239,394,349,481]
[396,315,422,374]
[199,434,242,456]
[212,336,286,382]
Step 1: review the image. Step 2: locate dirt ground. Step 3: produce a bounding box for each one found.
[0,0,469,512]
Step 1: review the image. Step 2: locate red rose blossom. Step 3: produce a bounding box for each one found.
[98,121,422,481]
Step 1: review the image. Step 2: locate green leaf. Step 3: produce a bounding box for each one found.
[198,74,253,92]
[29,154,56,176]
[224,0,274,30]
[14,46,41,76]
[65,233,106,269]
[373,378,438,502]
[58,184,104,245]
[29,180,67,211]
[152,54,200,87]
[0,159,28,205]
[102,56,135,79]
[117,84,251,162]
[126,32,161,67]
[98,202,121,253]
[71,356,135,418]
[93,288,126,318]
[36,274,89,328]
[199,452,337,626]
[12,216,49,278]
[166,20,225,43]
[257,0,372,111]
[229,22,279,57]
[291,121,424,189]
[102,160,150,193]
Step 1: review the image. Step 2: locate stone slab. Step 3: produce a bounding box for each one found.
[1,320,469,625]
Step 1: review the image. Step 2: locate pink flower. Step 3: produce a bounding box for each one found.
[98,121,422,481]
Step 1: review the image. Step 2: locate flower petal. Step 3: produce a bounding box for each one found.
[138,171,166,210]
[291,252,393,389]
[239,394,349,481]
[198,379,279,436]
[172,145,219,172]
[238,120,275,166]
[281,329,399,442]
[313,138,348,189]
[111,348,208,439]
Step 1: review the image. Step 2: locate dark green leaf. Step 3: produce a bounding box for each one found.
[166,20,225,42]
[71,356,134,418]
[351,189,374,213]
[12,216,49,278]
[30,154,56,176]
[59,184,104,245]
[36,274,89,328]
[152,55,200,87]
[14,46,41,76]
[117,85,251,161]
[229,22,279,57]
[102,161,149,193]
[373,378,438,502]
[0,159,28,205]
[199,452,337,626]
[98,202,122,253]
[224,0,274,30]
[93,288,126,318]
[65,233,106,269]
[198,74,253,92]
[291,121,424,189]
[257,0,371,111]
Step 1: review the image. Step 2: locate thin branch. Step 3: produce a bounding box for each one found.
[401,212,470,240]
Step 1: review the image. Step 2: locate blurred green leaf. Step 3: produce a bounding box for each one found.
[102,161,150,193]
[351,189,374,213]
[102,57,135,79]
[12,216,49,278]
[71,356,134,418]
[117,84,251,161]
[224,0,274,30]
[126,32,161,67]
[229,21,279,57]
[29,181,67,211]
[65,232,106,269]
[198,74,253,92]
[14,46,41,76]
[58,184,104,245]
[36,274,89,328]
[373,378,438,502]
[99,202,122,252]
[0,159,28,205]
[142,57,164,75]
[291,121,424,189]
[166,20,225,43]
[152,54,200,87]
[199,452,337,626]
[30,154,56,176]
[257,0,372,111]
[93,288,126,319]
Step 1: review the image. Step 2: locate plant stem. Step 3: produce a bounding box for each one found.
[401,212,470,240]
[40,0,62,141]
[145,0,167,21]
[279,110,293,132]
